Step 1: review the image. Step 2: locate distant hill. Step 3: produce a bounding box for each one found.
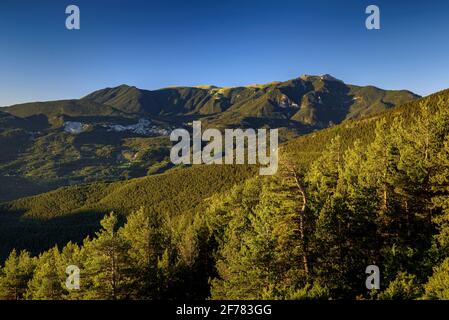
[0,110,46,132]
[3,99,132,128]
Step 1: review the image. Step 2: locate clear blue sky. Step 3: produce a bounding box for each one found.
[1,0,448,106]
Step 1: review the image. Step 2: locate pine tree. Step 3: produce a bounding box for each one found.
[0,250,35,300]
[83,212,131,300]
[309,137,378,298]
[432,138,449,255]
[388,102,449,279]
[362,119,398,219]
[306,135,343,211]
[377,272,422,300]
[423,258,449,300]
[357,120,406,283]
[120,207,171,299]
[278,156,314,280]
[211,178,312,299]
[430,98,449,258]
[25,247,66,300]
[167,211,217,300]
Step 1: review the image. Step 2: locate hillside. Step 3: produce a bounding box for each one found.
[0,164,256,260]
[284,88,449,167]
[0,88,446,262]
[3,99,130,127]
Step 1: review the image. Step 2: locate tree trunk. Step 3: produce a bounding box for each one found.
[291,171,309,278]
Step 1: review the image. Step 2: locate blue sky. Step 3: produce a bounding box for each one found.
[1,0,448,106]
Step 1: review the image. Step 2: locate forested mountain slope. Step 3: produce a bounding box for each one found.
[0,89,446,262]
[0,164,255,260]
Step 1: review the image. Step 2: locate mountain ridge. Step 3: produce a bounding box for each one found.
[4,74,420,130]
[80,75,420,129]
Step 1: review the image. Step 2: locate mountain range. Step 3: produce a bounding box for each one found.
[3,74,419,129]
[82,74,419,127]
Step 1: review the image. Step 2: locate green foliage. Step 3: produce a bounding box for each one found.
[119,207,172,299]
[378,272,422,300]
[0,208,211,300]
[25,247,66,300]
[210,178,310,299]
[0,249,35,300]
[286,283,330,300]
[423,258,449,300]
[82,212,132,300]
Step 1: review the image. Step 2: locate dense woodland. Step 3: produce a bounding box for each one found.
[1,93,449,300]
